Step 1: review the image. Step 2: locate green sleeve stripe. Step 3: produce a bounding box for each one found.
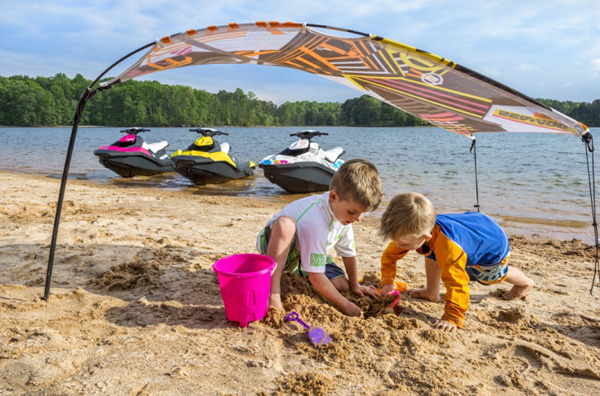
[296,198,322,223]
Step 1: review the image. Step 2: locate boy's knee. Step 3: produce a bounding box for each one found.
[336,282,350,293]
[331,276,350,292]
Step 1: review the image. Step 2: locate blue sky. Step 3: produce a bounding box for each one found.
[1,0,599,104]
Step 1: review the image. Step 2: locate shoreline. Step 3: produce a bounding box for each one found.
[2,125,598,247]
[2,166,595,244]
[2,170,600,394]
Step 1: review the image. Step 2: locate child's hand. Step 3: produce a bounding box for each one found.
[342,301,362,317]
[380,284,395,297]
[433,318,457,333]
[351,284,379,298]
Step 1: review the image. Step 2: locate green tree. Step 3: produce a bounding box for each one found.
[0,73,597,127]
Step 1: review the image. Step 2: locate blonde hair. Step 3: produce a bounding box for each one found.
[379,193,436,240]
[330,159,382,211]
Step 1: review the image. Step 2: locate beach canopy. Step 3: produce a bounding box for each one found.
[104,22,588,137]
[44,21,596,300]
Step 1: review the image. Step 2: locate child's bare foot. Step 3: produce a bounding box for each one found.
[407,288,440,302]
[269,294,284,311]
[503,280,534,300]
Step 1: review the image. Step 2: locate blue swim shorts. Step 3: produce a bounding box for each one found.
[465,255,510,285]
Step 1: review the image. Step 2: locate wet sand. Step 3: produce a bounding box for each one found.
[1,171,600,395]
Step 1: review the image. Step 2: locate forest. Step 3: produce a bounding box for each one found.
[0,73,598,128]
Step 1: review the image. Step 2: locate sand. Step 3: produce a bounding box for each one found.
[1,170,600,395]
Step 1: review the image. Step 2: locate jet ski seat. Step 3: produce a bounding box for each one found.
[323,147,344,163]
[220,142,230,154]
[290,139,310,151]
[144,141,169,153]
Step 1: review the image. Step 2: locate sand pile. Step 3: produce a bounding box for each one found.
[1,171,600,395]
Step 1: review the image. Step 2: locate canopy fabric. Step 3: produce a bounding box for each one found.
[107,21,588,137]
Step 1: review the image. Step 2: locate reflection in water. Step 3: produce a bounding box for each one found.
[94,170,290,197]
[106,173,189,190]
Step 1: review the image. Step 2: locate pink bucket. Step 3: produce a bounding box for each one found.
[212,254,276,327]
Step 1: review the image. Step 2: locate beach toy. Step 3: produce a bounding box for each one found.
[376,281,408,294]
[394,281,408,293]
[212,253,276,328]
[374,289,403,314]
[389,290,402,310]
[285,311,332,346]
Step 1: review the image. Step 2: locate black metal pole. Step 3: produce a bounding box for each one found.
[470,137,481,212]
[43,88,91,300]
[582,132,599,293]
[42,41,155,300]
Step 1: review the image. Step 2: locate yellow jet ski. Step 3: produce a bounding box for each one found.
[171,128,255,185]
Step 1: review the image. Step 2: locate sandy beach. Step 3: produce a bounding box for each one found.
[1,170,600,395]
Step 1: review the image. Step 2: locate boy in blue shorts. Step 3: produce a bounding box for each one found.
[379,193,534,332]
[257,159,383,316]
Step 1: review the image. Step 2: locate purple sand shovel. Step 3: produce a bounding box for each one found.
[285,311,332,346]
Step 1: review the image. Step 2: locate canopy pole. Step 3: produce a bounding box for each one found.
[582,132,599,293]
[42,41,155,301]
[469,137,481,212]
[43,88,92,300]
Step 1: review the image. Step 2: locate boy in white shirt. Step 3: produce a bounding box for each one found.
[257,159,383,316]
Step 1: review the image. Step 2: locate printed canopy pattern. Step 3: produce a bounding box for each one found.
[108,21,588,137]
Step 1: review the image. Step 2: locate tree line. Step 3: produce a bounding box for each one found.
[0,73,598,127]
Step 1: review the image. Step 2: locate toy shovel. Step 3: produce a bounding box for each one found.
[389,290,402,308]
[374,289,403,314]
[285,311,332,346]
[389,290,403,314]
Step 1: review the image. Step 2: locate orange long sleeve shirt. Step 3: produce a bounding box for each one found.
[381,212,509,328]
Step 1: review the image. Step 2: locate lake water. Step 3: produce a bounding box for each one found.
[1,126,598,243]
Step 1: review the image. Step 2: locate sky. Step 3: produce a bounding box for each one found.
[1,0,599,104]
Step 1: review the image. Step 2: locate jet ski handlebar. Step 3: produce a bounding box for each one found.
[290,131,329,140]
[189,128,229,137]
[120,127,150,134]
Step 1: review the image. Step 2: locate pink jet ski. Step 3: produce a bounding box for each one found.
[94,127,175,177]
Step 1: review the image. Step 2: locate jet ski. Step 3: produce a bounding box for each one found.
[170,128,255,185]
[94,127,175,177]
[259,130,345,193]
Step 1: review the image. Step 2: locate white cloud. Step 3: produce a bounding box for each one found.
[1,0,599,102]
[515,64,537,72]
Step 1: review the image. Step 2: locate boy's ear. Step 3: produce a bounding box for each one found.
[329,190,338,203]
[423,233,432,241]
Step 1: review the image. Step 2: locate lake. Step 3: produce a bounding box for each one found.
[1,126,598,243]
